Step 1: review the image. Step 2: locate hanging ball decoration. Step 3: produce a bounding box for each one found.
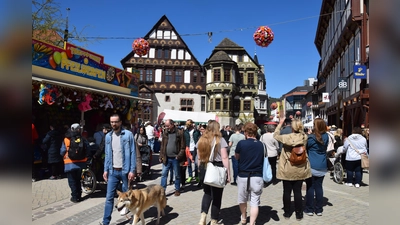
[253,26,274,47]
[132,38,150,56]
[296,111,301,116]
[270,102,277,110]
[307,101,312,107]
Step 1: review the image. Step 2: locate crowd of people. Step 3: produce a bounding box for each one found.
[32,113,369,225]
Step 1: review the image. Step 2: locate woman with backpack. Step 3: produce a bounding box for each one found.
[273,117,310,221]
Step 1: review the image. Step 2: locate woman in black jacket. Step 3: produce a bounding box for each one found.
[42,123,63,179]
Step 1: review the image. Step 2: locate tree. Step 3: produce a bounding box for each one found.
[32,0,89,47]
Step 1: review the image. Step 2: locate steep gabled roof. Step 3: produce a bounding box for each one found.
[214,38,245,50]
[120,15,202,67]
[208,50,233,62]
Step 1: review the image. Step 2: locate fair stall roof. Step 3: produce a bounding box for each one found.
[160,109,217,124]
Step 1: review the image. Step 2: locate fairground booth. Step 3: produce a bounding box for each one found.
[32,38,151,137]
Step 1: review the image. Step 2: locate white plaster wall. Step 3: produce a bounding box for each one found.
[184,70,191,83]
[171,49,177,59]
[155,92,206,120]
[206,69,212,83]
[155,69,162,82]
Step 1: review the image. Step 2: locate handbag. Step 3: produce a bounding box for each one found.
[203,138,227,188]
[348,139,369,169]
[262,143,273,183]
[289,145,307,166]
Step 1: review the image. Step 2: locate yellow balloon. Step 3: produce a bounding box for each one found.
[61,51,68,60]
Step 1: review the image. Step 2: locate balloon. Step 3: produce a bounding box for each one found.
[132,38,150,56]
[253,26,274,47]
[53,51,62,64]
[270,102,277,110]
[49,55,57,69]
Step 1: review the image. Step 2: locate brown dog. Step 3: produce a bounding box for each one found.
[115,184,167,225]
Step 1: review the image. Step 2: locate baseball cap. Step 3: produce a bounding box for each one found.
[71,123,81,131]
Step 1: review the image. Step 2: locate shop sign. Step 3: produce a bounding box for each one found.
[338,78,348,90]
[32,39,139,96]
[353,65,367,79]
[322,92,330,102]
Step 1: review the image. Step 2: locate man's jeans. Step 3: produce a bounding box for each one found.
[148,138,155,152]
[187,151,198,178]
[102,169,128,225]
[161,157,180,191]
[231,156,238,183]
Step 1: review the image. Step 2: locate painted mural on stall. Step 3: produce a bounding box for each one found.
[32,39,139,96]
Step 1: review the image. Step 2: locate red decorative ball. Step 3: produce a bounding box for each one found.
[270,102,277,110]
[307,101,312,107]
[296,111,301,116]
[132,38,150,56]
[253,26,274,47]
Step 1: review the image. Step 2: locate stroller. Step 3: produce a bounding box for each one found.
[137,145,151,182]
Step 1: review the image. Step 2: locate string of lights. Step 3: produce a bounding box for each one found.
[69,9,350,41]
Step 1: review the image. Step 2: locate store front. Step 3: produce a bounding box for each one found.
[32,38,151,137]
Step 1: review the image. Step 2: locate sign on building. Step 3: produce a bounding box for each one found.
[322,92,330,102]
[338,78,348,90]
[353,65,367,79]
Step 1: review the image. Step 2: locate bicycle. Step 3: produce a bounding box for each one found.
[81,158,97,194]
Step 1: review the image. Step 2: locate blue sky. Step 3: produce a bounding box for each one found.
[58,0,322,98]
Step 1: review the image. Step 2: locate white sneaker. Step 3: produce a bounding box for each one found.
[355,184,360,188]
[345,183,353,187]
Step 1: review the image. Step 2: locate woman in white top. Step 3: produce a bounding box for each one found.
[343,127,368,188]
[259,124,280,184]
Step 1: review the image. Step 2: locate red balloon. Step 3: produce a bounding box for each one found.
[132,38,150,56]
[270,102,277,110]
[253,26,274,47]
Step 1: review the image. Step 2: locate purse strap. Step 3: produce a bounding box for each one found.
[208,137,216,162]
[347,139,361,154]
[261,142,268,158]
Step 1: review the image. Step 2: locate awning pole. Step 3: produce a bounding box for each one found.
[80,111,85,133]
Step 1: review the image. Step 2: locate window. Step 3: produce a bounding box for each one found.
[181,98,193,111]
[260,101,265,109]
[210,99,214,110]
[146,70,153,82]
[215,99,221,110]
[223,99,228,110]
[138,93,151,121]
[175,71,182,83]
[201,72,205,83]
[214,69,221,81]
[233,99,240,111]
[164,49,169,59]
[201,96,205,111]
[244,100,251,110]
[238,55,243,62]
[139,70,144,81]
[193,72,197,83]
[165,71,172,82]
[224,69,230,82]
[165,95,170,102]
[157,49,162,58]
[248,73,254,84]
[240,73,244,84]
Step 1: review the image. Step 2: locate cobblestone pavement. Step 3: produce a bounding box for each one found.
[32,154,369,225]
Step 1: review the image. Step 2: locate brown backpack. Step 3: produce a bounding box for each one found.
[289,145,306,166]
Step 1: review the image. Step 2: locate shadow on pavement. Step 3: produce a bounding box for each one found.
[219,205,280,225]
